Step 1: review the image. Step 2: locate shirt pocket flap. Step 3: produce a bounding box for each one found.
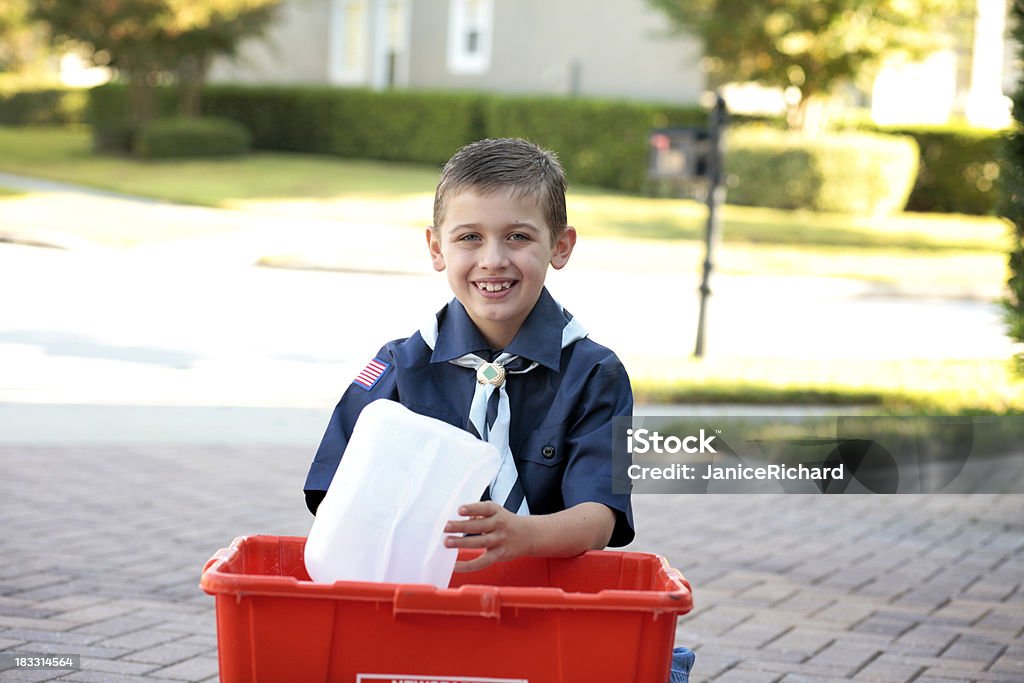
[517,423,567,467]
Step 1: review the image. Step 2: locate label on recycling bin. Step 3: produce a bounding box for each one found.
[356,675,528,683]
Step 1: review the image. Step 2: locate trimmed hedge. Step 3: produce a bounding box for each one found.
[726,127,919,215]
[87,85,179,153]
[135,117,251,158]
[871,125,1002,215]
[89,83,979,216]
[178,86,485,162]
[208,88,712,188]
[88,82,707,187]
[92,121,139,154]
[200,86,345,153]
[482,96,707,193]
[0,88,88,125]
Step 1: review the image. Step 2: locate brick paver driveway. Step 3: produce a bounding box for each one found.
[0,444,1021,682]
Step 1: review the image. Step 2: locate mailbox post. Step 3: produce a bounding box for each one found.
[647,94,728,358]
[695,94,728,357]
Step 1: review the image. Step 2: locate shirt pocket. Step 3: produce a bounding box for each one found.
[517,423,567,468]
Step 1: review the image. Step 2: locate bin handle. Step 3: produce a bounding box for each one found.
[394,585,501,619]
[202,545,237,575]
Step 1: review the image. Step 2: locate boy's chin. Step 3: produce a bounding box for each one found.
[459,290,538,322]
[462,299,525,320]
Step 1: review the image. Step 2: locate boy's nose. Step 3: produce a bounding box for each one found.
[478,242,511,269]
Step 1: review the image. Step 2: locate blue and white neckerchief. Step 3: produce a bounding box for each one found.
[420,301,588,515]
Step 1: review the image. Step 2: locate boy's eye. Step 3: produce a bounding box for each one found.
[508,233,531,241]
[457,233,481,242]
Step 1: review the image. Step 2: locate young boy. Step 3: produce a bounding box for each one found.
[304,137,634,569]
[303,137,693,681]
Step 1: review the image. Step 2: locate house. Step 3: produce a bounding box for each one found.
[207,0,1016,129]
[208,0,705,103]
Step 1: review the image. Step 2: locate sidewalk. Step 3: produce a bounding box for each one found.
[0,443,1021,682]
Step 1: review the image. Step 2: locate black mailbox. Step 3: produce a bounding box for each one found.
[647,127,712,182]
[646,94,729,358]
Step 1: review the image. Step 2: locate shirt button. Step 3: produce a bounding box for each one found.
[542,446,556,459]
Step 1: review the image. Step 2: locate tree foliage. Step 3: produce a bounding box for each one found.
[30,0,280,120]
[0,0,48,76]
[648,0,972,127]
[1004,0,1024,372]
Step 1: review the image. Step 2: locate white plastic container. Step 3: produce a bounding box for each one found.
[304,399,501,588]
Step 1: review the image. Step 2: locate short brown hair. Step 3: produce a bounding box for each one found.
[432,138,568,243]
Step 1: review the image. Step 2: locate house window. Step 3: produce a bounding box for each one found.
[447,0,493,74]
[329,0,369,84]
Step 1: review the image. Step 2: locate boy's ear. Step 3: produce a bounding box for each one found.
[550,226,576,270]
[426,227,446,271]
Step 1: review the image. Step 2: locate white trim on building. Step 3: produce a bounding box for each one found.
[372,0,411,88]
[446,0,494,75]
[328,0,371,85]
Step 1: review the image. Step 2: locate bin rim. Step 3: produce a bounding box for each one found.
[200,535,693,615]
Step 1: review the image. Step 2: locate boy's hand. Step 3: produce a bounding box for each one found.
[444,502,533,572]
[443,500,616,573]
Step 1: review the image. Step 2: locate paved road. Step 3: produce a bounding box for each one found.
[0,241,1013,410]
[0,444,1021,683]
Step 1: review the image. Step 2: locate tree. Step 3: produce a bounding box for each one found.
[0,0,29,72]
[161,0,280,118]
[31,0,279,122]
[32,0,171,122]
[0,0,50,79]
[1004,0,1024,373]
[647,0,972,130]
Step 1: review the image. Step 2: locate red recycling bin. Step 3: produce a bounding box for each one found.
[200,535,693,683]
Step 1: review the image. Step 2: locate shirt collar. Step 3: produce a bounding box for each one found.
[430,299,491,363]
[430,288,567,372]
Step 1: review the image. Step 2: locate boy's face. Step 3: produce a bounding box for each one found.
[427,189,576,349]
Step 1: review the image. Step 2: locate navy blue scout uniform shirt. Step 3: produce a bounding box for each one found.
[304,288,635,547]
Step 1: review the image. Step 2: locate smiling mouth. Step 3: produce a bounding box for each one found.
[474,280,517,293]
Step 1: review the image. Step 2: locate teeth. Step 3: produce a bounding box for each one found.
[477,281,512,292]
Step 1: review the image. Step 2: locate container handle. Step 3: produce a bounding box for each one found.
[394,585,501,619]
[202,546,237,575]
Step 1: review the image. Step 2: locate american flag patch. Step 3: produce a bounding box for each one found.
[352,357,390,391]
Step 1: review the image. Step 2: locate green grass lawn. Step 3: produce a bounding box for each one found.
[0,126,1009,294]
[0,126,1007,253]
[628,357,1024,415]
[0,125,439,202]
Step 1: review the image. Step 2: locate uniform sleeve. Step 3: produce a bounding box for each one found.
[303,345,399,513]
[561,357,635,547]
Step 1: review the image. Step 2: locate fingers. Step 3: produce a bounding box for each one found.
[444,501,504,535]
[445,531,501,549]
[444,502,515,573]
[444,517,497,536]
[453,550,500,573]
[457,501,501,518]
